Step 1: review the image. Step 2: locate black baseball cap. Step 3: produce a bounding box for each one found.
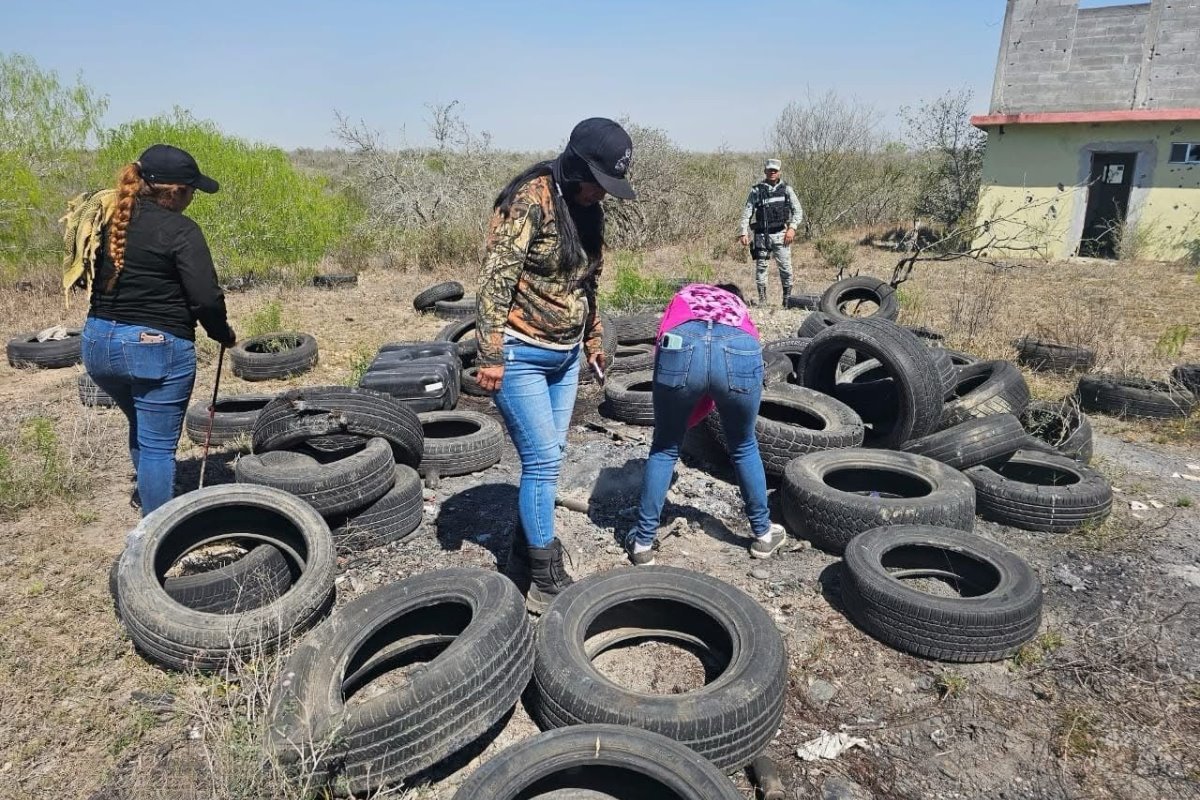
[566,118,636,200]
[137,144,219,193]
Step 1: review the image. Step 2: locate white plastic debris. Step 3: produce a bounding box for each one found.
[1186,463,1200,472]
[1130,501,1150,512]
[1149,500,1165,509]
[1172,473,1200,483]
[795,731,868,761]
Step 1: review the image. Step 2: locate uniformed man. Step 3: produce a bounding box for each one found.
[738,158,803,306]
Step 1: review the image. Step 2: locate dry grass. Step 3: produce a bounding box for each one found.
[1,242,1198,798]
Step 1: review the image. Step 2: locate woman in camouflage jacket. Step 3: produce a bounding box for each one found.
[475,118,636,613]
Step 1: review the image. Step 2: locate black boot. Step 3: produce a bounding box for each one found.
[526,538,574,615]
[756,285,768,307]
[781,283,793,308]
[503,523,531,593]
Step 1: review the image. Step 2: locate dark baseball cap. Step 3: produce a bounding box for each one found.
[137,144,219,193]
[566,118,636,200]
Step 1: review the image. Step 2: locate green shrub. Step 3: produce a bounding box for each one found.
[0,417,82,520]
[603,252,677,312]
[814,237,855,275]
[242,299,288,339]
[93,110,362,281]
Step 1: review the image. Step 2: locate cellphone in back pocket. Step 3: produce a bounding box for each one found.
[659,332,684,350]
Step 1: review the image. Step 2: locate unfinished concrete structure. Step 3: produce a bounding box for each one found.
[973,0,1200,260]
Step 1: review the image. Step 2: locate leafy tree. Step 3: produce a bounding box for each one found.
[770,90,912,237]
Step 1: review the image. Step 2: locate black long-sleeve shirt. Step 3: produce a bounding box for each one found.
[90,199,234,343]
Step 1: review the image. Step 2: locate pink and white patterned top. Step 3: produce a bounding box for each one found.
[657,284,760,338]
[655,284,761,427]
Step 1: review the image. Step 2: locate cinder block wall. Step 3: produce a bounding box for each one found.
[990,0,1200,113]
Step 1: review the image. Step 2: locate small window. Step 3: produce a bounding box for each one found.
[1103,164,1125,183]
[1169,143,1200,164]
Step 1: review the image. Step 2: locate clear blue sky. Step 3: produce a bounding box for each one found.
[2,0,1008,152]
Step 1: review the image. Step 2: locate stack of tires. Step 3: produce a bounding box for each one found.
[263,565,785,797]
[358,341,460,411]
[238,387,427,552]
[183,393,276,445]
[414,280,476,320]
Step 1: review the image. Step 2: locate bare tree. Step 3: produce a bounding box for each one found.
[900,88,986,231]
[769,90,912,237]
[333,103,501,266]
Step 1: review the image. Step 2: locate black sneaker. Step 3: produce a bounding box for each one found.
[750,524,787,559]
[623,531,657,566]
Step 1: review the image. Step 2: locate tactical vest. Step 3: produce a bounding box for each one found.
[753,182,792,232]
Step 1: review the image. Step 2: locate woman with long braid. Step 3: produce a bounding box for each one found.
[82,144,235,514]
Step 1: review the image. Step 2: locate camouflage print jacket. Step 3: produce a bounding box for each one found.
[475,174,604,368]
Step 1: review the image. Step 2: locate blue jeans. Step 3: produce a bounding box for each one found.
[82,317,197,515]
[493,337,581,548]
[631,319,770,544]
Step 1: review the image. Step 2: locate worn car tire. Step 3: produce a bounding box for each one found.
[252,386,424,468]
[782,448,976,553]
[603,371,655,426]
[327,465,424,552]
[797,311,839,339]
[1077,373,1196,420]
[1013,337,1095,373]
[906,325,945,345]
[265,568,533,795]
[417,410,503,477]
[236,437,396,517]
[608,342,656,375]
[450,725,743,800]
[940,360,1030,429]
[842,525,1043,662]
[435,317,478,360]
[707,384,863,476]
[530,566,787,771]
[1020,399,1094,464]
[115,484,336,671]
[785,293,821,310]
[413,280,465,311]
[801,318,943,447]
[312,273,358,289]
[944,349,980,367]
[764,337,812,378]
[460,365,490,397]
[433,297,477,320]
[78,372,116,407]
[7,329,83,368]
[1172,364,1200,397]
[110,544,295,620]
[901,414,1027,470]
[229,332,319,381]
[819,276,900,322]
[612,312,661,345]
[184,393,275,445]
[965,449,1112,532]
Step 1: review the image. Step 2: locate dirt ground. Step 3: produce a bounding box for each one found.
[1,245,1198,799]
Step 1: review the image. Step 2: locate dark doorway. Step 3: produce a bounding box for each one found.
[1078,152,1136,258]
